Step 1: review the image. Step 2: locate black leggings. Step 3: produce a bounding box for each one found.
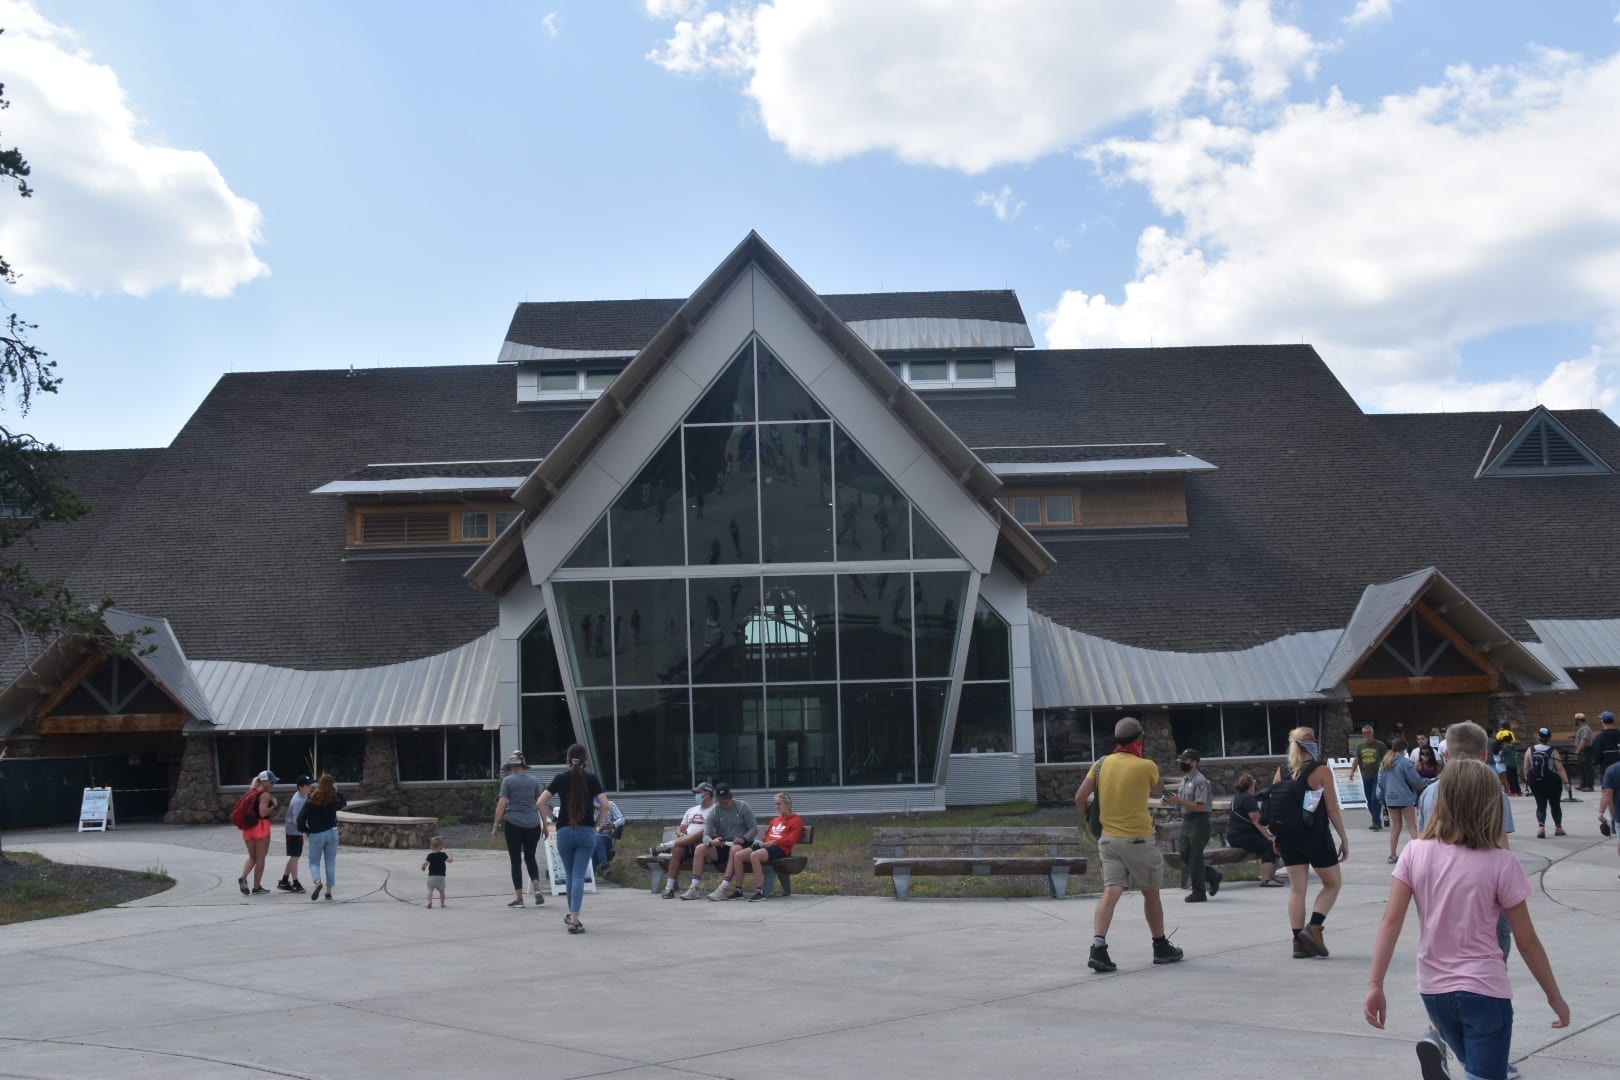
[1531,783,1563,828]
[505,822,543,890]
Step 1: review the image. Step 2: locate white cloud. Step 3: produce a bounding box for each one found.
[1043,49,1620,412]
[973,185,1026,222]
[542,11,561,37]
[647,0,1319,172]
[1345,0,1395,28]
[0,0,266,297]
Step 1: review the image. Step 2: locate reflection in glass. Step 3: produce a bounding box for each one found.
[562,513,610,568]
[269,732,315,787]
[1035,708,1092,764]
[615,688,691,791]
[913,572,969,677]
[952,682,1012,754]
[911,510,958,559]
[755,340,827,420]
[685,425,758,565]
[447,728,496,780]
[688,341,756,423]
[612,578,687,686]
[832,426,909,560]
[1222,706,1270,757]
[577,690,617,788]
[692,686,766,789]
[521,695,575,767]
[761,420,832,562]
[762,576,836,683]
[962,597,1011,681]
[317,732,366,783]
[841,682,915,785]
[764,685,838,787]
[689,578,760,685]
[395,731,441,781]
[553,580,614,688]
[917,681,948,783]
[610,434,685,567]
[838,573,911,680]
[215,735,269,784]
[1169,708,1222,759]
[520,612,565,694]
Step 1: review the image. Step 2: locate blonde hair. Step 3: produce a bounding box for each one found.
[430,836,444,851]
[774,792,793,812]
[1419,758,1502,849]
[1286,727,1317,779]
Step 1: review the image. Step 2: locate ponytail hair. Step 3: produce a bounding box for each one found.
[564,742,590,825]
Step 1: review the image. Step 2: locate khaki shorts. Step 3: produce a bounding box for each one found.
[427,875,446,895]
[1098,834,1164,890]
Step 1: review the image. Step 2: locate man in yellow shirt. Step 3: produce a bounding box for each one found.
[1075,716,1186,972]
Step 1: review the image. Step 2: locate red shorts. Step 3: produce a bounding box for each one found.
[241,819,272,841]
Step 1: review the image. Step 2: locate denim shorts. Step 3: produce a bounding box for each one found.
[1421,990,1513,1080]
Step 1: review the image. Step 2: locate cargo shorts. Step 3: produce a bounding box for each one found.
[1098,833,1164,890]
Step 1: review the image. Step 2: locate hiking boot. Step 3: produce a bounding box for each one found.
[1293,938,1313,959]
[1293,930,1326,958]
[1416,1029,1452,1079]
[1087,944,1116,973]
[1184,891,1207,903]
[1307,925,1329,957]
[679,882,704,900]
[1151,938,1184,965]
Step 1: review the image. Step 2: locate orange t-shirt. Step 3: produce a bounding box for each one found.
[762,814,803,855]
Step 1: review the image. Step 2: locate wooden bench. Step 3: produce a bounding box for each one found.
[1155,820,1267,872]
[635,825,814,896]
[870,827,1088,900]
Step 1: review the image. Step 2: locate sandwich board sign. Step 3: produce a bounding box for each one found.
[543,833,596,896]
[1328,758,1366,809]
[78,787,116,832]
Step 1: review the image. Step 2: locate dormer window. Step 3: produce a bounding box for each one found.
[518,365,628,403]
[883,356,1010,389]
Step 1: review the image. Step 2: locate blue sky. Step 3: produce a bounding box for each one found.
[3,0,1620,449]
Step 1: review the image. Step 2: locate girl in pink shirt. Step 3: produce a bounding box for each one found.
[1365,759,1568,1080]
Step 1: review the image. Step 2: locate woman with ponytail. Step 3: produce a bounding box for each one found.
[539,743,610,934]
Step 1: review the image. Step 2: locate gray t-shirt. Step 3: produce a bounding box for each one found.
[702,799,758,843]
[499,770,544,828]
[286,791,307,835]
[1417,780,1515,836]
[1577,723,1594,751]
[1179,769,1212,814]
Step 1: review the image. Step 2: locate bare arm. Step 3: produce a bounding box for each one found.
[1075,769,1097,811]
[1505,901,1570,1028]
[1364,877,1413,1029]
[490,795,510,837]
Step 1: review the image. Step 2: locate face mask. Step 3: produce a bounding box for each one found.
[1179,761,1194,772]
[694,792,706,804]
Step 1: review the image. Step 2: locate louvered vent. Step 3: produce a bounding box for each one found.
[1486,412,1612,476]
[362,512,452,544]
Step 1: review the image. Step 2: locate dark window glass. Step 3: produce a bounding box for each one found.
[553,580,614,688]
[1035,708,1092,764]
[395,731,443,781]
[615,688,691,792]
[760,420,833,561]
[917,681,948,783]
[447,728,496,780]
[762,575,837,683]
[521,695,574,767]
[1222,707,1269,757]
[911,510,958,559]
[562,513,610,569]
[909,359,948,382]
[519,613,565,694]
[685,425,758,565]
[1269,705,1320,757]
[690,577,761,685]
[842,682,915,785]
[269,734,315,788]
[955,358,994,380]
[832,426,909,560]
[1169,709,1222,760]
[610,434,684,567]
[963,597,1011,681]
[577,690,617,788]
[317,732,366,784]
[215,735,269,784]
[612,578,687,686]
[838,573,912,680]
[692,686,766,790]
[953,682,1012,754]
[913,572,969,677]
[755,340,827,420]
[764,684,837,787]
[688,341,756,422]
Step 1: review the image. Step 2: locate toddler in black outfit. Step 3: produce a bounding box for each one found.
[422,836,454,908]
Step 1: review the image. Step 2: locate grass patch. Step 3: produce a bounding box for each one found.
[436,815,461,827]
[0,852,174,925]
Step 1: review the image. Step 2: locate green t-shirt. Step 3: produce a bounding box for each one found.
[1355,739,1388,780]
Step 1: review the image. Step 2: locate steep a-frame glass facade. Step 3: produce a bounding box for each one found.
[524,336,979,792]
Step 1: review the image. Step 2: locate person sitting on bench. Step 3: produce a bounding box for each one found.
[1229,772,1286,886]
[659,783,716,898]
[720,792,804,901]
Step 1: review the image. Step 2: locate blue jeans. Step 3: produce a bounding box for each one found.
[1363,773,1382,825]
[594,830,615,870]
[1422,990,1513,1080]
[307,828,338,887]
[555,825,595,915]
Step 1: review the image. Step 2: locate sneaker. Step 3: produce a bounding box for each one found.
[661,883,678,899]
[1307,924,1329,957]
[1506,1063,1521,1080]
[656,841,675,854]
[1601,819,1613,838]
[276,879,293,892]
[1260,876,1286,887]
[708,880,734,901]
[324,891,333,901]
[1369,823,1382,831]
[1537,828,1546,838]
[680,883,705,900]
[310,883,323,901]
[237,876,250,896]
[1184,891,1207,903]
[1416,1029,1452,1079]
[1151,938,1184,965]
[1087,944,1116,973]
[290,880,305,893]
[1555,827,1567,836]
[251,886,270,895]
[747,889,768,902]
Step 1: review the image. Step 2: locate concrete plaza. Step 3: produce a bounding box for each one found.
[3,821,1617,1079]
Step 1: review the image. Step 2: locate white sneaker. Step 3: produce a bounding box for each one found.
[1506,1063,1520,1080]
[708,879,733,900]
[679,882,704,900]
[656,841,675,854]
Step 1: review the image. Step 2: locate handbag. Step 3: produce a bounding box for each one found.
[1085,755,1106,840]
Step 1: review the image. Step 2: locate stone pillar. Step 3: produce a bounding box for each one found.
[1488,692,1528,742]
[360,731,405,812]
[1320,701,1352,757]
[1138,708,1175,771]
[165,734,227,824]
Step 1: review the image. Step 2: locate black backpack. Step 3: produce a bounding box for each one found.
[1527,746,1554,784]
[1262,761,1318,841]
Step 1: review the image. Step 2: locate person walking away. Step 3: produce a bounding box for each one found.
[1574,713,1595,792]
[1526,728,1569,837]
[1075,716,1184,972]
[422,835,453,908]
[1600,758,1620,873]
[491,750,546,907]
[539,742,611,934]
[1270,727,1349,958]
[235,771,278,895]
[1228,773,1286,886]
[296,773,347,902]
[1379,739,1433,864]
[1164,748,1220,901]
[277,775,313,893]
[1365,759,1569,1080]
[1356,724,1387,832]
[1498,731,1522,796]
[1593,712,1620,776]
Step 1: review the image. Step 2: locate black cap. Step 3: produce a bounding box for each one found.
[1178,748,1201,763]
[715,783,733,799]
[296,775,314,787]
